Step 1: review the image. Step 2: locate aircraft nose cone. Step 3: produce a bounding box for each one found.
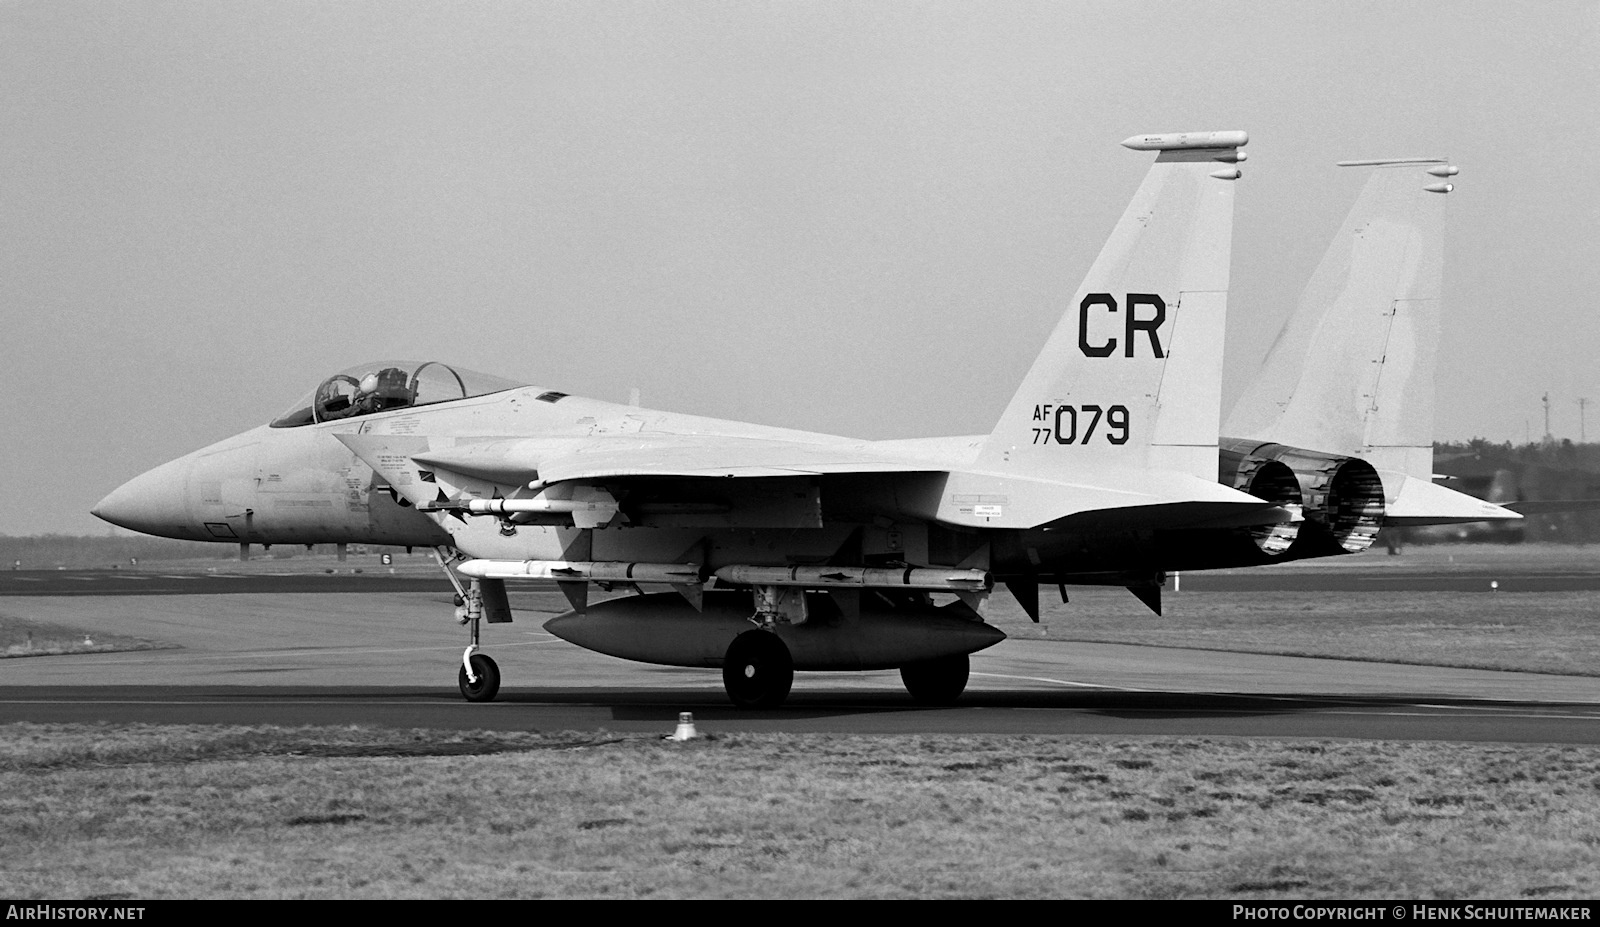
[92,457,197,540]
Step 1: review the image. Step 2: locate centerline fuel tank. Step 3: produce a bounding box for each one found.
[544,590,1005,671]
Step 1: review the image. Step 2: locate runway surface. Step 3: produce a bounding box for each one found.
[4,562,1599,742]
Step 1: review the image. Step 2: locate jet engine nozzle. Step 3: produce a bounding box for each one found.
[1216,453,1303,555]
[1220,441,1387,556]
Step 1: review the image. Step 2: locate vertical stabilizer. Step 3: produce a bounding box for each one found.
[1225,159,1455,480]
[976,131,1245,481]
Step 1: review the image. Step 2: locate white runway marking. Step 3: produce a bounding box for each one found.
[21,635,571,665]
[970,671,1153,692]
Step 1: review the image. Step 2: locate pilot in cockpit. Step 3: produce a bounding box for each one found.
[315,376,357,420]
[351,367,414,415]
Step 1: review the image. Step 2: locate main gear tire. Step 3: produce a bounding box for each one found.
[899,653,969,705]
[722,630,794,709]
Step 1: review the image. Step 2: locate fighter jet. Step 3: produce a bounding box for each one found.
[1215,158,1520,565]
[96,130,1301,708]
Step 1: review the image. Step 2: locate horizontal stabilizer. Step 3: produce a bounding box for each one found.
[1381,473,1522,526]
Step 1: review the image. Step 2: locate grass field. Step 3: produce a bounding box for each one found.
[3,724,1599,900]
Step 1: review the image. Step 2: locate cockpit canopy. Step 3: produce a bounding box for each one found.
[270,361,528,427]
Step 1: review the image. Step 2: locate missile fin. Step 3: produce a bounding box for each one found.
[558,580,588,614]
[672,583,704,612]
[1126,582,1162,616]
[1004,579,1040,623]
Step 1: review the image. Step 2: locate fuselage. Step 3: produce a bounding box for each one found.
[92,362,1278,584]
[91,361,973,560]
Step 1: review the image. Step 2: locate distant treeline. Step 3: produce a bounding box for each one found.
[1438,438,1600,473]
[1408,439,1600,545]
[0,535,412,570]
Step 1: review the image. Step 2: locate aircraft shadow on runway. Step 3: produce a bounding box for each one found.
[580,691,1598,720]
[26,684,1585,718]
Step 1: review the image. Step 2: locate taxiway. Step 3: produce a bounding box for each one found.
[2,565,1597,742]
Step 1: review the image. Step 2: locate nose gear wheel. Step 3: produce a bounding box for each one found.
[459,653,501,702]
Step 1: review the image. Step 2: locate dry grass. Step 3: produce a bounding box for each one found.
[4,724,1599,900]
[0,615,172,659]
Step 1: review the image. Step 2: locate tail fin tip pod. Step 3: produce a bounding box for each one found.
[1122,130,1249,152]
[976,130,1247,482]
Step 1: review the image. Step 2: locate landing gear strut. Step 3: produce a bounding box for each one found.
[722,629,794,709]
[435,546,503,703]
[900,653,969,705]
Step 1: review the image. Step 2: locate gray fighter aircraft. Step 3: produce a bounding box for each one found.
[94,130,1319,708]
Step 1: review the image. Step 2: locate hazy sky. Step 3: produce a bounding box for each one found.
[3,1,1597,536]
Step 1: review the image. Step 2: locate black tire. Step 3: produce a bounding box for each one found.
[458,653,501,703]
[899,653,969,705]
[722,630,794,709]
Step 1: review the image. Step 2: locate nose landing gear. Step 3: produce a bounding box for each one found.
[435,546,510,703]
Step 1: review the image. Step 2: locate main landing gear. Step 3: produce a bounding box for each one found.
[722,629,794,709]
[719,585,976,709]
[717,630,972,709]
[899,653,969,706]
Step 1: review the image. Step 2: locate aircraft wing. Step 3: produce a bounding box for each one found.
[338,432,1287,533]
[336,431,949,532]
[406,434,945,484]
